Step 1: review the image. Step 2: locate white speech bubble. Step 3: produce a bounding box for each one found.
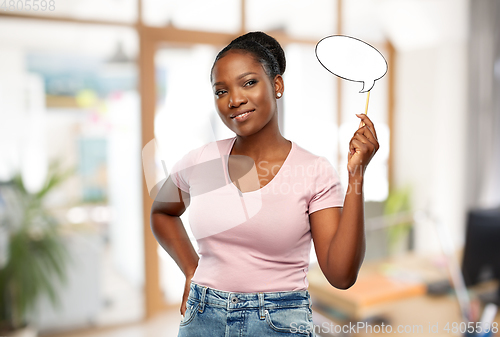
[315,35,387,93]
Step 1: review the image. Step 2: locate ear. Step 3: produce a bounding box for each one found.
[273,74,284,98]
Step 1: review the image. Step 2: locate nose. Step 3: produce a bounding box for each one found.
[228,89,247,108]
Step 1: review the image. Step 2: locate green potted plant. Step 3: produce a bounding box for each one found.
[384,184,413,257]
[0,160,75,336]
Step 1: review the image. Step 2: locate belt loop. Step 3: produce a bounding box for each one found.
[198,286,207,313]
[258,292,265,319]
[307,291,312,310]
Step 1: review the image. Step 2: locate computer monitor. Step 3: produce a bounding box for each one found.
[461,207,500,305]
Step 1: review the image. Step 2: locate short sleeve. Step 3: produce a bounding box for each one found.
[170,149,199,193]
[308,156,345,214]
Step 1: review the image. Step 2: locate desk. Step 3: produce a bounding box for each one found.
[307,253,500,336]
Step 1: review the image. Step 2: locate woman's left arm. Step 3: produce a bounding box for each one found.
[310,113,379,289]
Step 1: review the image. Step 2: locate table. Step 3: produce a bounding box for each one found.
[307,253,500,336]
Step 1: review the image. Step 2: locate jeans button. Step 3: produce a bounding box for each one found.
[231,297,238,303]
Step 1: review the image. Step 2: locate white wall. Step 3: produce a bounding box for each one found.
[0,49,27,181]
[107,91,145,288]
[388,0,470,253]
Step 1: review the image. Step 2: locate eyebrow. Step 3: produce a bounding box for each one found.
[212,72,258,87]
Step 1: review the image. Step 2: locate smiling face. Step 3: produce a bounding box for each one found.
[211,50,283,137]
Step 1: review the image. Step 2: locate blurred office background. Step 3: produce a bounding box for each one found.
[0,0,499,336]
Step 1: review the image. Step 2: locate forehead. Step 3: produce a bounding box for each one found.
[212,50,266,84]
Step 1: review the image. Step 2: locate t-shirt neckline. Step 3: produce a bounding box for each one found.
[226,136,295,194]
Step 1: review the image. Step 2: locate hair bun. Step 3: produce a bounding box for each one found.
[231,31,286,75]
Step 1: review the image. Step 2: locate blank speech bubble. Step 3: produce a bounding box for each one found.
[315,35,387,93]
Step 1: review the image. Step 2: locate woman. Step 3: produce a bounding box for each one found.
[151,31,379,337]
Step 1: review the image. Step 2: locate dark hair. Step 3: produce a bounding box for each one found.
[210,31,286,82]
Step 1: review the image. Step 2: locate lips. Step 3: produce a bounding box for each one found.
[230,109,255,119]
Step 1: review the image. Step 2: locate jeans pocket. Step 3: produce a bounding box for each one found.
[265,307,312,336]
[180,300,199,327]
[307,306,313,322]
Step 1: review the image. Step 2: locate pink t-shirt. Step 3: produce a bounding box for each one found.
[170,136,345,292]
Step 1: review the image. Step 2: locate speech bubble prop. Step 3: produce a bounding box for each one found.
[315,35,387,93]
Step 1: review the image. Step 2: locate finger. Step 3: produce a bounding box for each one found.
[354,118,373,134]
[353,133,377,155]
[354,126,379,151]
[349,138,356,156]
[181,296,187,314]
[354,131,373,144]
[356,122,377,142]
[364,125,377,140]
[363,125,378,148]
[349,136,369,154]
[356,114,378,140]
[358,116,377,141]
[349,138,364,154]
[181,298,187,315]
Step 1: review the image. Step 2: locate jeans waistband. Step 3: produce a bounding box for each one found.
[188,281,312,319]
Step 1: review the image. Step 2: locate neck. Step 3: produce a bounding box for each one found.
[232,115,289,160]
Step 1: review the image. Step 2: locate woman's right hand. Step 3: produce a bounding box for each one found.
[180,275,194,316]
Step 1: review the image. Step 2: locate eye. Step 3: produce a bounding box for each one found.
[244,79,257,87]
[214,89,227,98]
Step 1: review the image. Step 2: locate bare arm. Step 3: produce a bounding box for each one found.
[330,175,366,286]
[150,212,199,278]
[150,175,198,314]
[311,113,378,289]
[310,176,365,289]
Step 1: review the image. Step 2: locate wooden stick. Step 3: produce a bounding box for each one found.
[362,91,370,126]
[364,90,370,115]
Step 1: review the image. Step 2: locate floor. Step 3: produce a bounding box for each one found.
[94,241,143,327]
[41,309,334,337]
[41,310,182,337]
[38,238,182,337]
[36,242,499,337]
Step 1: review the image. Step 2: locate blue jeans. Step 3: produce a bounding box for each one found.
[178,281,316,337]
